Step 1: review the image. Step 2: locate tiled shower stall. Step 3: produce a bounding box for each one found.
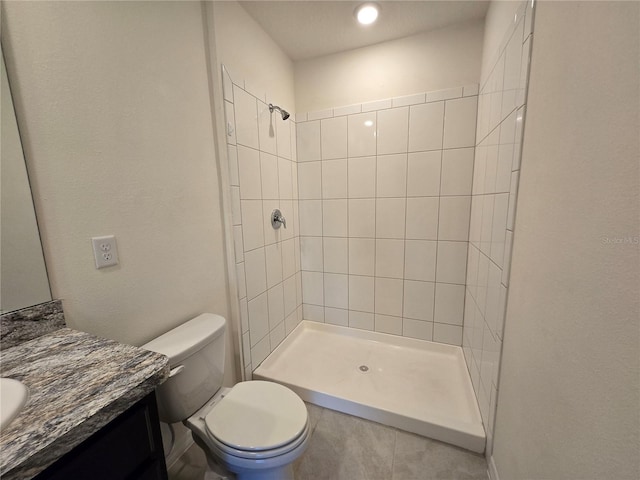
[222,0,534,456]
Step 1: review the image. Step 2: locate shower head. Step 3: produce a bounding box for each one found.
[269,103,290,121]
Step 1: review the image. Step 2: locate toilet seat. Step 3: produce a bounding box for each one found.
[203,381,308,459]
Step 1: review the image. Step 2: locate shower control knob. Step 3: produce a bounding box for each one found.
[271,209,287,229]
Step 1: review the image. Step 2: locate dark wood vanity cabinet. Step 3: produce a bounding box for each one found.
[34,393,168,480]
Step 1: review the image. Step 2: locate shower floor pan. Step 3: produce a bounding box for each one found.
[253,320,485,453]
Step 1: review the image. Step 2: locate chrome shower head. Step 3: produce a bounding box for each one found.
[269,103,290,121]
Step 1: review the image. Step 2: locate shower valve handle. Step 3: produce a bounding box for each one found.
[271,209,287,229]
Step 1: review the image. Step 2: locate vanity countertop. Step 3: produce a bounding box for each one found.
[0,328,169,480]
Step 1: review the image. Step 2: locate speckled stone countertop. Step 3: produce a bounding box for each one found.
[0,328,169,480]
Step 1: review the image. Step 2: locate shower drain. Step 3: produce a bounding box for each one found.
[358,365,369,373]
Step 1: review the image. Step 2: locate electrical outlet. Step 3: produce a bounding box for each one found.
[91,235,119,269]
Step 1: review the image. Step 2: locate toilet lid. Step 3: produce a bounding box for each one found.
[204,381,307,452]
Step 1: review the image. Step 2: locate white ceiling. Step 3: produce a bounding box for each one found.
[239,1,490,61]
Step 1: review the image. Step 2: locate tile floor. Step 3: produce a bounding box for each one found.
[168,403,488,480]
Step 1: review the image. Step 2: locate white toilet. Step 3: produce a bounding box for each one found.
[143,313,309,480]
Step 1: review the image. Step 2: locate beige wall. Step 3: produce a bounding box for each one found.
[1,2,232,373]
[295,19,484,113]
[212,0,296,113]
[492,2,640,478]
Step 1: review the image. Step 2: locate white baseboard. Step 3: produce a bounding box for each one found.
[488,455,500,480]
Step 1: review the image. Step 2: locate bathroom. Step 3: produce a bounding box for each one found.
[0,1,638,479]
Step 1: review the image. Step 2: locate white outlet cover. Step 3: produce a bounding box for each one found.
[91,235,119,269]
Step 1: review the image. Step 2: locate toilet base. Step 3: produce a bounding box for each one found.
[195,433,296,480]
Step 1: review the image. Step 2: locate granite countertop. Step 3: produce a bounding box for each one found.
[0,328,169,480]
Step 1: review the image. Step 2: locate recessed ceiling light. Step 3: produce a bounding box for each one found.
[356,3,379,26]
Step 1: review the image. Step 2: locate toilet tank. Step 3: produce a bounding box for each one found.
[143,313,226,424]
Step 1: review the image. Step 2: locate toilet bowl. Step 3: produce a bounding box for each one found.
[143,314,309,480]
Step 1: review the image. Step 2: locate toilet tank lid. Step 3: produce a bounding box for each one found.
[142,313,226,365]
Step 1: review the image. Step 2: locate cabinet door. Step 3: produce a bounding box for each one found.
[35,393,168,480]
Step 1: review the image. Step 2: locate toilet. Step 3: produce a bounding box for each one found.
[143,313,309,480]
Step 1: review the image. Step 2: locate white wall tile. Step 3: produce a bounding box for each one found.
[297,121,321,161]
[441,148,474,196]
[427,87,463,102]
[490,194,509,266]
[349,275,374,313]
[375,239,405,279]
[403,318,433,341]
[251,333,270,367]
[377,107,409,155]
[325,307,349,327]
[377,154,408,197]
[238,146,262,199]
[260,152,279,199]
[236,262,247,300]
[322,158,348,199]
[233,225,244,263]
[436,241,468,284]
[348,156,376,198]
[375,314,403,335]
[248,292,269,346]
[407,151,441,197]
[408,102,444,152]
[278,158,293,200]
[267,283,285,329]
[392,93,425,107]
[323,237,348,274]
[334,104,362,116]
[349,310,374,330]
[258,101,277,155]
[507,171,520,231]
[228,145,239,186]
[443,96,478,149]
[434,283,465,326]
[348,199,376,237]
[270,321,285,350]
[298,162,322,199]
[433,323,462,346]
[404,240,437,282]
[349,238,375,276]
[222,67,233,102]
[244,247,267,300]
[374,277,404,317]
[265,242,283,288]
[234,86,259,149]
[321,116,347,160]
[303,304,324,322]
[302,271,324,305]
[276,118,292,160]
[300,236,323,272]
[405,197,439,240]
[308,109,333,121]
[322,199,348,237]
[403,280,435,321]
[298,200,323,236]
[325,273,348,309]
[376,198,406,239]
[438,196,471,241]
[348,112,377,157]
[231,187,242,226]
[240,297,249,333]
[362,98,392,112]
[241,200,265,251]
[283,275,297,317]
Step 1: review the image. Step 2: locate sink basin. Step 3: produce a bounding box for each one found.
[0,378,29,430]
